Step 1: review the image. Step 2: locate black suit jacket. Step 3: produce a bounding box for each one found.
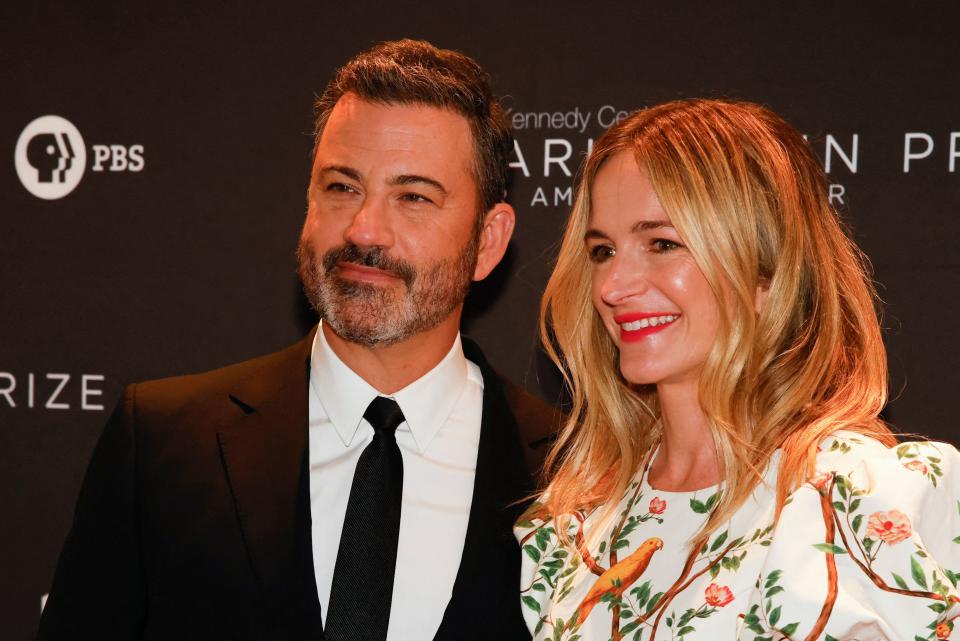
[37,331,559,641]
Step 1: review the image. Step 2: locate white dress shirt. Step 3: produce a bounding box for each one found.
[308,323,484,640]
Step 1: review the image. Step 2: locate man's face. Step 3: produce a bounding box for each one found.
[298,94,483,347]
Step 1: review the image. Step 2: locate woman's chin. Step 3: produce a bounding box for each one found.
[619,363,659,387]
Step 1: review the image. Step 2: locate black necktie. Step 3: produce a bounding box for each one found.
[325,396,406,641]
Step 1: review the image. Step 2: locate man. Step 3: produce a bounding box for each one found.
[37,40,558,640]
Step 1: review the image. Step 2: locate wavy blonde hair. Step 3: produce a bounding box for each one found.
[539,99,894,542]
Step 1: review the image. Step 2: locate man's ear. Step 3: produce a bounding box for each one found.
[473,203,516,282]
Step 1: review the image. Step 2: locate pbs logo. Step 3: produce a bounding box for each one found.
[15,115,145,200]
[14,115,87,200]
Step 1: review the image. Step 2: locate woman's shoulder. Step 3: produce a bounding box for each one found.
[813,430,959,490]
[744,431,960,640]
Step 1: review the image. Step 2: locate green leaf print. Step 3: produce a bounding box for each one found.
[780,622,799,636]
[812,543,847,554]
[709,530,729,552]
[892,572,910,590]
[522,595,541,613]
[768,605,781,626]
[630,580,652,609]
[852,514,864,533]
[911,555,928,589]
[524,544,541,562]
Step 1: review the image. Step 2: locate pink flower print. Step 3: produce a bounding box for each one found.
[649,497,667,515]
[903,459,929,475]
[704,583,734,607]
[865,509,912,545]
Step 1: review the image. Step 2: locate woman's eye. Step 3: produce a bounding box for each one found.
[651,238,682,252]
[588,245,616,263]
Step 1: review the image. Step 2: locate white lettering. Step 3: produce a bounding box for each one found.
[597,105,629,128]
[28,372,34,408]
[825,134,859,174]
[510,140,530,177]
[45,373,70,410]
[949,133,960,173]
[91,144,111,171]
[828,183,846,205]
[81,375,105,411]
[903,133,934,172]
[109,144,128,171]
[0,373,15,407]
[127,145,145,172]
[554,186,573,206]
[531,187,548,206]
[544,139,573,177]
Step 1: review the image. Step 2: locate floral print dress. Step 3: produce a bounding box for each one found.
[515,433,960,641]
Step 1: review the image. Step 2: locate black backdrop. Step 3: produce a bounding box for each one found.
[2,2,959,637]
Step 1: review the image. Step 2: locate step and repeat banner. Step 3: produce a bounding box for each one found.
[2,3,958,637]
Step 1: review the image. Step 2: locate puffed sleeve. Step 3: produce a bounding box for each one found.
[738,433,960,641]
[515,500,568,635]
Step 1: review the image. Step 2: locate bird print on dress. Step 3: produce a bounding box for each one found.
[516,434,960,641]
[574,537,663,625]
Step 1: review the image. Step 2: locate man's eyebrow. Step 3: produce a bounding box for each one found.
[318,164,362,181]
[389,174,448,195]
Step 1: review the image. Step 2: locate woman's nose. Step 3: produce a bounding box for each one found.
[598,255,650,307]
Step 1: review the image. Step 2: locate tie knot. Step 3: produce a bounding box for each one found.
[363,396,405,436]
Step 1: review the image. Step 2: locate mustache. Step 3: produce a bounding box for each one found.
[321,244,416,286]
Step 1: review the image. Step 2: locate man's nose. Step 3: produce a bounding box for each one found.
[344,197,395,248]
[599,255,650,307]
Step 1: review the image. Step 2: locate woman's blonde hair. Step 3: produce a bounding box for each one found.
[539,99,894,541]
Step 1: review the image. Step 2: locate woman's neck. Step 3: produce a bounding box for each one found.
[647,380,721,492]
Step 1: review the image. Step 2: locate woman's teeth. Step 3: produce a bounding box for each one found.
[621,314,679,331]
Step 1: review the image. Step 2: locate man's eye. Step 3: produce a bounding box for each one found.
[651,238,682,252]
[588,245,615,263]
[399,192,434,204]
[326,182,357,194]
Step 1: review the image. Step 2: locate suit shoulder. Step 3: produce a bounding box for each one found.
[499,377,564,450]
[129,335,311,418]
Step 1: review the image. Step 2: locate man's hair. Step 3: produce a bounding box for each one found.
[313,39,513,214]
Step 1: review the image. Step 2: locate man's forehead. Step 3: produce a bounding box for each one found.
[325,94,471,140]
[314,95,476,181]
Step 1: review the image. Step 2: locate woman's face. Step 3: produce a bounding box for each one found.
[587,151,720,388]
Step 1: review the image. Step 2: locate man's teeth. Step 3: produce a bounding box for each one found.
[621,315,679,331]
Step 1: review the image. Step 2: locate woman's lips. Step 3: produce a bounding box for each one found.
[613,313,681,343]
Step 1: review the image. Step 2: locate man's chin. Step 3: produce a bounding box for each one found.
[324,317,406,348]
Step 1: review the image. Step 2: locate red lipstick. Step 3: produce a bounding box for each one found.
[613,312,681,343]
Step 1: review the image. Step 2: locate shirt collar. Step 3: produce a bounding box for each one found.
[309,322,470,452]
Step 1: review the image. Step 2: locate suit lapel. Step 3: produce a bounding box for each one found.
[215,330,323,632]
[433,338,534,639]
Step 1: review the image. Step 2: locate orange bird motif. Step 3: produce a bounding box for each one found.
[574,537,664,626]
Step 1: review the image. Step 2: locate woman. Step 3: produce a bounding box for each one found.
[517,100,960,641]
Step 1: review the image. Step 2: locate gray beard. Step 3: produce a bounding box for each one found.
[297,238,478,348]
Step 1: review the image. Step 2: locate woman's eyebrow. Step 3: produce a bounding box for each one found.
[631,220,673,232]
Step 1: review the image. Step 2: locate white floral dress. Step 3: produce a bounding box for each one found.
[515,433,960,641]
